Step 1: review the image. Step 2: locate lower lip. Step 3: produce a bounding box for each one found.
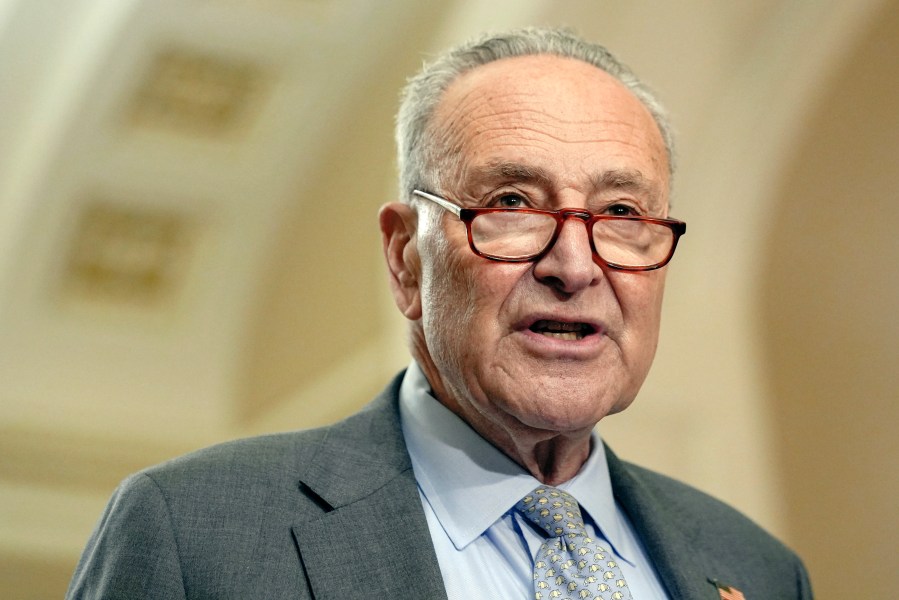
[515,328,606,358]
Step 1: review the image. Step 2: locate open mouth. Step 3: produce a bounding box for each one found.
[529,319,597,341]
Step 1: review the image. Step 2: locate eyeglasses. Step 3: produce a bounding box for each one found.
[412,190,686,271]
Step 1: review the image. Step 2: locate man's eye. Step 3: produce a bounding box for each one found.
[604,203,638,217]
[491,193,527,208]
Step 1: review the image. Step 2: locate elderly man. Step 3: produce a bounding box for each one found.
[67,28,811,600]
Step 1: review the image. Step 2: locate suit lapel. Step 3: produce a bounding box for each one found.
[293,471,446,599]
[292,374,447,599]
[605,446,720,600]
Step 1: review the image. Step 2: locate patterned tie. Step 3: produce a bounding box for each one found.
[516,487,633,600]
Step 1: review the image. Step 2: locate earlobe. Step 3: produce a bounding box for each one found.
[378,202,422,320]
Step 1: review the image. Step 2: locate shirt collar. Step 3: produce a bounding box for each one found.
[398,362,635,563]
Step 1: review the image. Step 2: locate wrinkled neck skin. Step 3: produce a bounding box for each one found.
[511,430,593,487]
[410,328,594,486]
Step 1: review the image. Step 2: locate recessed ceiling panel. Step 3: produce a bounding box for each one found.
[60,200,195,308]
[126,48,268,137]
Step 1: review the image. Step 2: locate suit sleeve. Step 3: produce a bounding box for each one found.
[66,473,188,600]
[796,555,814,599]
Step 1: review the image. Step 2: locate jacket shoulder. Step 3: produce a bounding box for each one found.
[68,378,407,599]
[141,428,325,492]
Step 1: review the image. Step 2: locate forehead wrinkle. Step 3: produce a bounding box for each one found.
[436,86,535,142]
[456,110,661,161]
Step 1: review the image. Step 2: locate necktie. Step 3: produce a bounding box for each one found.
[516,487,633,600]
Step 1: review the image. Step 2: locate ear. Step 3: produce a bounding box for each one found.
[378,202,422,320]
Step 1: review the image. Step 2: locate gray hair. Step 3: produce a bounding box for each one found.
[395,26,675,198]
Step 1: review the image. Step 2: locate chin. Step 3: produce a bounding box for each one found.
[511,389,622,434]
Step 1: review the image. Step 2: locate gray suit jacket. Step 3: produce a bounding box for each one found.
[67,372,812,599]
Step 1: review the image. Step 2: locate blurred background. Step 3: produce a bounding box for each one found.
[0,0,896,597]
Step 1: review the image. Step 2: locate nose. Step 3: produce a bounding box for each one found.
[532,213,603,294]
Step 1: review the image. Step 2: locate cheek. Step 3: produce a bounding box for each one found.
[418,245,475,358]
[422,241,469,312]
[611,271,666,352]
[420,249,524,360]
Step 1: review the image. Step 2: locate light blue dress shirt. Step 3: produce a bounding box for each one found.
[398,363,670,600]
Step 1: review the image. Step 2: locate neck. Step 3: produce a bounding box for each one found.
[480,419,594,486]
[520,436,593,485]
[414,364,591,485]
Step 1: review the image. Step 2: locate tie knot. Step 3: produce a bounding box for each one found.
[515,487,587,539]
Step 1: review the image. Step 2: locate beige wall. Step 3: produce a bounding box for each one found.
[762,2,899,591]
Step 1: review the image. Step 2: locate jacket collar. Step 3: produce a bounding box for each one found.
[605,445,721,599]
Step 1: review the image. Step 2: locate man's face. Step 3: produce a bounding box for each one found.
[391,54,671,439]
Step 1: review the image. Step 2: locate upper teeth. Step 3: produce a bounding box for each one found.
[532,320,591,339]
[534,320,586,333]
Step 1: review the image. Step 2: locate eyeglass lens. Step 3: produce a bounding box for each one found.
[470,212,674,267]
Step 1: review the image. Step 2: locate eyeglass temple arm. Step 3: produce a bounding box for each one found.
[412,190,462,216]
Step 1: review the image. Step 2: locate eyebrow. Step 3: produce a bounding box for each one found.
[591,168,658,196]
[468,162,555,187]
